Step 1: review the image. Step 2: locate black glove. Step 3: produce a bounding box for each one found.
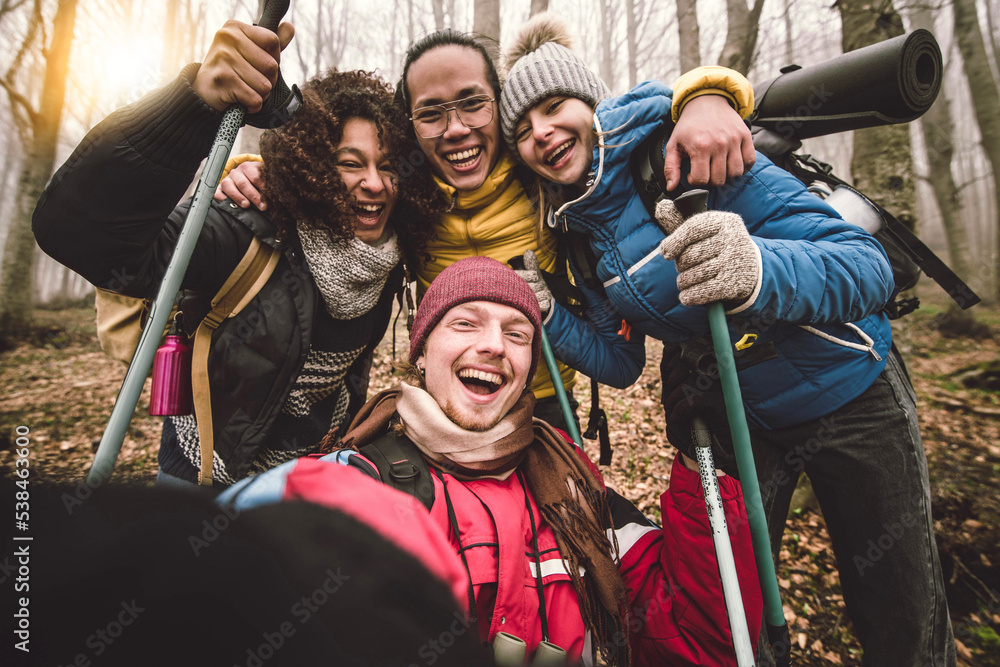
[659,340,740,478]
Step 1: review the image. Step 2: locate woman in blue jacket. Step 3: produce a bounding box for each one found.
[498,12,954,667]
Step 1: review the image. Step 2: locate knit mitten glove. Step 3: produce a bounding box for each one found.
[513,249,553,316]
[655,199,761,308]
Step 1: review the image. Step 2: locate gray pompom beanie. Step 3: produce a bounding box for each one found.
[499,41,611,150]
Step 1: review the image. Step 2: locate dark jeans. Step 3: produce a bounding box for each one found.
[753,350,955,666]
[533,390,580,435]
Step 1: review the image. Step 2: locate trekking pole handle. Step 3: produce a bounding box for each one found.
[256,0,289,29]
[672,189,792,666]
[249,0,300,128]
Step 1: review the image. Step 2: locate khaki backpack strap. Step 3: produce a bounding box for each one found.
[191,237,281,486]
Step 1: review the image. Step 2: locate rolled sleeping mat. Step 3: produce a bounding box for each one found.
[753,28,942,142]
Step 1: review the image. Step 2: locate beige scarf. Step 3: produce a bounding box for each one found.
[395,382,532,479]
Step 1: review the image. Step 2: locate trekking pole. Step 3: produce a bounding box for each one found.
[672,190,792,666]
[87,0,297,487]
[693,416,755,666]
[540,328,584,446]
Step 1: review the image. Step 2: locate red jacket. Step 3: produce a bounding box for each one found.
[221,443,762,666]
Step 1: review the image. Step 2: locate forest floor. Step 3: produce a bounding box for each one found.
[1,291,998,666]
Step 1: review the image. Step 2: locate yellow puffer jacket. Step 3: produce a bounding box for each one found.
[418,152,572,399]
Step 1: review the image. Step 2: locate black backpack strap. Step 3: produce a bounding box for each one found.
[582,378,612,465]
[358,431,434,511]
[629,119,680,216]
[779,152,980,313]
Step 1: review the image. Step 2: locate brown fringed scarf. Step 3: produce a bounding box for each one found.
[325,384,631,666]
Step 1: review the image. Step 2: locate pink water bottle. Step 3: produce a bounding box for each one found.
[149,316,193,416]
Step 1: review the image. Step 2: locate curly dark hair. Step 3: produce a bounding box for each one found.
[260,69,445,260]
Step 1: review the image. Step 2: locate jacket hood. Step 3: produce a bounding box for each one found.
[559,80,673,227]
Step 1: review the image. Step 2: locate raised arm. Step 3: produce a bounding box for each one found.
[666,66,756,191]
[543,280,646,389]
[514,250,646,389]
[711,156,895,324]
[32,21,292,295]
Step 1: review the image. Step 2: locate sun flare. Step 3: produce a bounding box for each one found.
[72,30,166,113]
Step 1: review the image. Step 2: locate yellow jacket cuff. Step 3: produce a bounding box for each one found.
[671,66,755,122]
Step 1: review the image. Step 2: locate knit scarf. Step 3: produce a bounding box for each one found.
[297,225,401,320]
[333,384,631,666]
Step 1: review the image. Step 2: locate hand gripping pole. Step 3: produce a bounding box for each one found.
[673,189,791,666]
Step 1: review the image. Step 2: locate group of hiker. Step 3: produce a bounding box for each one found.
[31,9,955,667]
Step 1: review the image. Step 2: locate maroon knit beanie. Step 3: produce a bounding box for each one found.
[409,256,543,382]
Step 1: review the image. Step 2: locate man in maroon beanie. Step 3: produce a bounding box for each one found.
[220,256,762,667]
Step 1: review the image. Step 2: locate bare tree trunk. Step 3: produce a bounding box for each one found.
[920,86,971,279]
[315,0,324,74]
[909,6,979,330]
[836,0,918,234]
[530,0,549,16]
[782,0,795,63]
[598,0,613,87]
[908,10,969,280]
[389,0,399,73]
[676,0,701,72]
[954,0,1000,302]
[625,0,638,89]
[331,2,349,68]
[718,0,765,74]
[431,0,445,30]
[473,0,499,43]
[407,0,414,45]
[446,0,456,28]
[0,0,79,342]
[985,0,1000,83]
[162,0,181,78]
[0,138,17,226]
[193,1,208,67]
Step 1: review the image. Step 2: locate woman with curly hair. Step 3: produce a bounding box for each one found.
[33,20,445,487]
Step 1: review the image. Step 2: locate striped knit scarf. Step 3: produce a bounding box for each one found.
[332,385,631,666]
[297,225,401,320]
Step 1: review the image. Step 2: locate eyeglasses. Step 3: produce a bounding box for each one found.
[409,94,495,138]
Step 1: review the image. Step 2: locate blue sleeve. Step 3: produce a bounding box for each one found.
[544,274,646,389]
[711,154,895,325]
[216,451,366,511]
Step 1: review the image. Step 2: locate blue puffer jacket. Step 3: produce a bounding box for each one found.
[543,80,895,430]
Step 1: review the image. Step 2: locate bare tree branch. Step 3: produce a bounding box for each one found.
[5,0,41,87]
[0,77,34,142]
[330,1,349,69]
[0,0,30,25]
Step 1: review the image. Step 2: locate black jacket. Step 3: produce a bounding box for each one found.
[33,65,401,482]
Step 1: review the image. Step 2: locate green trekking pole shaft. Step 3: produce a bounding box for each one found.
[540,327,583,446]
[674,190,790,665]
[87,0,293,486]
[707,301,790,658]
